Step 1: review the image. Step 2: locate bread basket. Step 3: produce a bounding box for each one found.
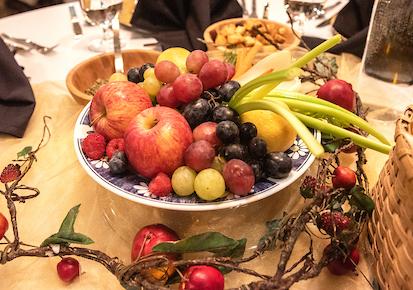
[368,105,413,289]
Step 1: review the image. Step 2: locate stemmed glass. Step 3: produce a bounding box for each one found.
[284,0,326,34]
[79,0,124,52]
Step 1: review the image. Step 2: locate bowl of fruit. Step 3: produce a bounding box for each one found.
[73,36,393,212]
[73,46,323,211]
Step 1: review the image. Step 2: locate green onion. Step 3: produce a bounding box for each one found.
[227,35,391,156]
[295,112,391,154]
[234,100,325,157]
[264,95,391,145]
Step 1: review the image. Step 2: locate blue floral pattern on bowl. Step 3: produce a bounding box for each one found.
[74,104,320,211]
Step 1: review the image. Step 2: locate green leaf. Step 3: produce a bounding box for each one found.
[349,186,375,215]
[58,204,80,235]
[17,146,32,159]
[41,232,94,247]
[214,238,246,258]
[41,204,94,247]
[153,232,246,258]
[321,133,342,153]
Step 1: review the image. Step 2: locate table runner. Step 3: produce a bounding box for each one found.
[0,53,386,288]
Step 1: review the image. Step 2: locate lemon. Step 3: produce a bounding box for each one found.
[241,110,297,152]
[156,47,190,73]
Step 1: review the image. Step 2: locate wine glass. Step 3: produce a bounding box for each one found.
[79,0,123,52]
[284,0,326,34]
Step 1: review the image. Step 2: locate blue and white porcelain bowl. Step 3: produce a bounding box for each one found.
[74,103,320,211]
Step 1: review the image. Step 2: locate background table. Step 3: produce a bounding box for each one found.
[0,2,397,289]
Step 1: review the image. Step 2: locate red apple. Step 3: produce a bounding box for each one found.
[326,246,360,275]
[131,224,180,283]
[89,81,152,140]
[131,224,179,261]
[179,265,224,290]
[57,257,80,283]
[317,79,355,112]
[193,122,222,148]
[0,213,8,240]
[124,106,193,178]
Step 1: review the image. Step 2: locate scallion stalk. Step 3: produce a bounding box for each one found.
[264,96,391,145]
[294,112,392,154]
[234,100,325,157]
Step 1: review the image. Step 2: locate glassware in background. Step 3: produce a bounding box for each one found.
[357,0,413,122]
[284,0,326,33]
[362,0,413,85]
[79,0,123,52]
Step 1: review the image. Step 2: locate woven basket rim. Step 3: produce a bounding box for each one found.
[394,105,413,184]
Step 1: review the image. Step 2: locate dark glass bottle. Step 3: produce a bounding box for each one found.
[363,0,413,85]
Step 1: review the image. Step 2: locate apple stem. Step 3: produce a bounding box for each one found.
[135,233,151,261]
[175,267,185,279]
[89,112,106,127]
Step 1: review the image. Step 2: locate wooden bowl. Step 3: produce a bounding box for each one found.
[66,49,160,103]
[203,18,299,52]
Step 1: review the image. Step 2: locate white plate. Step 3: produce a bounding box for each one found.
[74,103,320,211]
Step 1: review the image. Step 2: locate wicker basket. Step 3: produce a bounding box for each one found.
[368,106,413,290]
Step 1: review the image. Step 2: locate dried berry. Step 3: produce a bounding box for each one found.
[0,164,21,183]
[317,211,351,236]
[300,176,317,198]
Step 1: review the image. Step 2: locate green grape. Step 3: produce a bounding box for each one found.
[172,166,197,196]
[143,67,155,80]
[194,168,225,201]
[143,76,161,97]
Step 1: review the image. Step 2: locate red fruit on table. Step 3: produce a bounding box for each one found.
[179,265,224,290]
[131,224,180,283]
[131,224,179,261]
[155,60,181,84]
[56,257,80,283]
[172,73,203,104]
[327,247,360,275]
[0,212,9,240]
[184,140,216,172]
[148,172,173,197]
[198,60,228,90]
[105,138,125,160]
[89,81,152,140]
[332,166,357,189]
[193,122,222,149]
[186,50,209,74]
[156,83,181,108]
[223,159,255,196]
[81,133,106,160]
[317,79,356,112]
[124,106,193,178]
[317,211,351,235]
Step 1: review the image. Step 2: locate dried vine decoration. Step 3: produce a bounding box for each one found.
[0,113,374,290]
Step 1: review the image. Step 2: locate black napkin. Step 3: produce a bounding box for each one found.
[0,38,35,138]
[303,0,375,57]
[130,0,243,51]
